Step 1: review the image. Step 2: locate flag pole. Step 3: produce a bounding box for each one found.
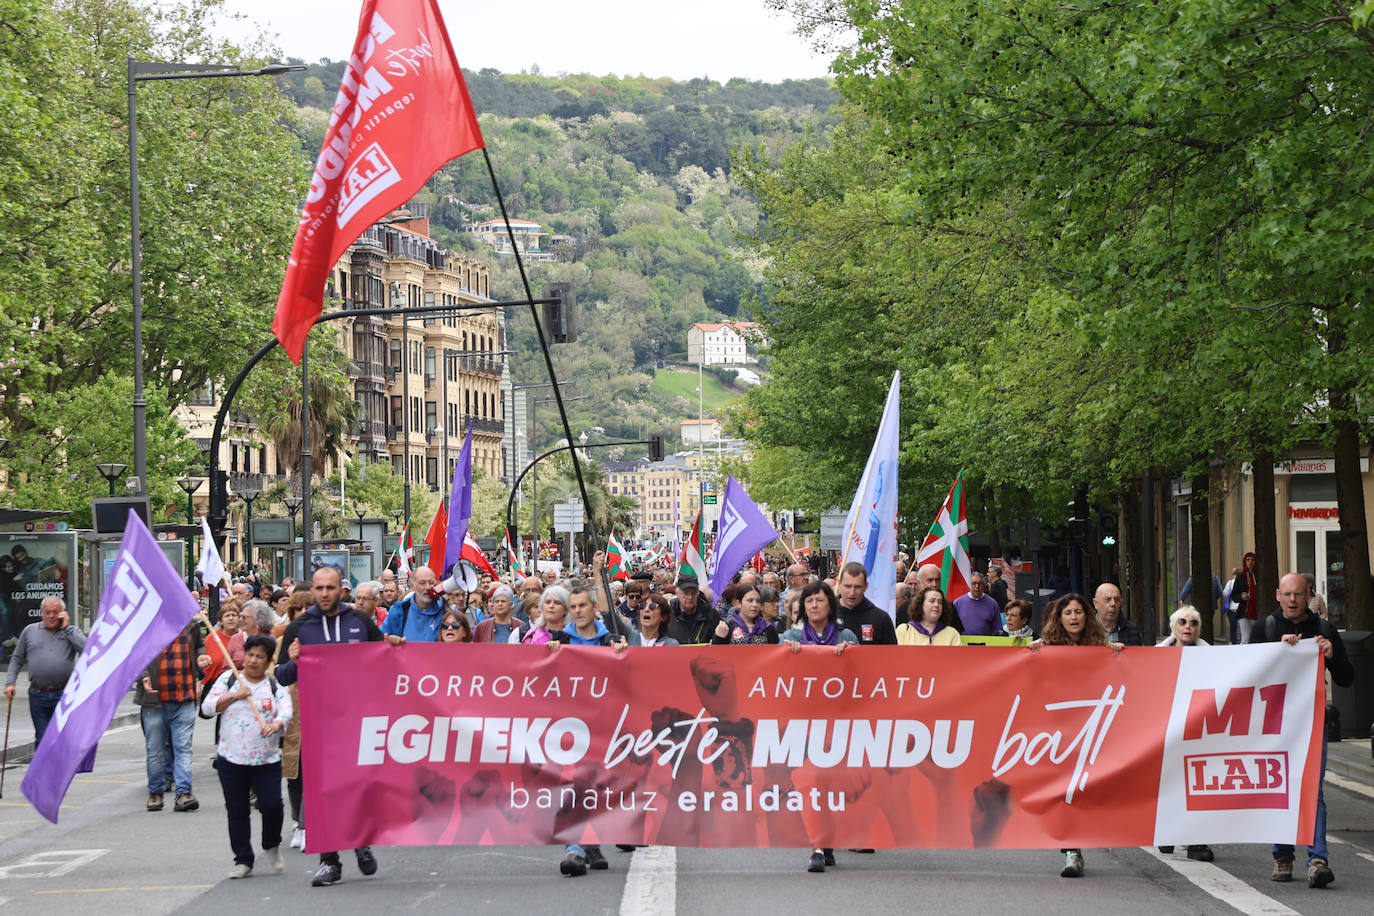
[481,148,621,636]
[196,612,269,731]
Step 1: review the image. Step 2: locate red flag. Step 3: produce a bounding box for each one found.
[461,531,497,579]
[272,0,485,362]
[423,502,447,574]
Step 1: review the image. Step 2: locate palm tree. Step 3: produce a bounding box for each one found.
[261,341,360,494]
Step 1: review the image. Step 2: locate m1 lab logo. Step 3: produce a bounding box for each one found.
[1181,684,1289,811]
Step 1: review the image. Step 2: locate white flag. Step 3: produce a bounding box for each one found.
[196,516,228,589]
[839,371,901,618]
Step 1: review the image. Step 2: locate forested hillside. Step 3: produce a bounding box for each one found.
[282,65,837,445]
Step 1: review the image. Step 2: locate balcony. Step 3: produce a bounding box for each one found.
[470,417,505,436]
[228,472,284,492]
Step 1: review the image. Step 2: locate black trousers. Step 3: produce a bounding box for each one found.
[216,756,284,867]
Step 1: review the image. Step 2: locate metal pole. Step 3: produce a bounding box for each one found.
[244,499,255,575]
[402,306,411,527]
[441,348,449,508]
[300,338,312,579]
[128,58,147,494]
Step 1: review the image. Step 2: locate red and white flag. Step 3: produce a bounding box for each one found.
[461,530,497,579]
[272,0,485,362]
[916,471,973,602]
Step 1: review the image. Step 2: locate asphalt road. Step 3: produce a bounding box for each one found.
[1,722,1373,915]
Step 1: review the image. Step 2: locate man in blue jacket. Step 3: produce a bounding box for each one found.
[276,566,402,888]
[379,566,442,643]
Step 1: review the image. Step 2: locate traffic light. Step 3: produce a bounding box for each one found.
[1099,512,1119,547]
[548,526,557,542]
[648,434,664,462]
[208,468,229,530]
[542,283,577,343]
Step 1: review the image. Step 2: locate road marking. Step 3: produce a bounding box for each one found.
[0,849,109,880]
[1144,847,1297,916]
[620,846,676,916]
[34,884,213,895]
[1327,835,1374,864]
[1324,771,1374,800]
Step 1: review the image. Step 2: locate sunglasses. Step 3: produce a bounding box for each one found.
[441,622,466,631]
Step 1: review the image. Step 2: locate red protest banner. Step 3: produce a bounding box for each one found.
[297,642,1323,852]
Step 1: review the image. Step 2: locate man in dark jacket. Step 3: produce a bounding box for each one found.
[667,577,716,645]
[1249,572,1355,889]
[1093,583,1142,645]
[276,566,401,888]
[833,562,897,645]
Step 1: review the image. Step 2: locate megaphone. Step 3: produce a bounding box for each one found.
[437,560,481,596]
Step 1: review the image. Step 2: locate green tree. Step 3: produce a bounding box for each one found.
[2,373,199,526]
[1,0,308,444]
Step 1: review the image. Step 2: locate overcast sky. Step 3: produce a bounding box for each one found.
[212,0,834,82]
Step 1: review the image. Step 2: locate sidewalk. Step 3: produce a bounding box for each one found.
[1327,733,1374,788]
[1,670,142,765]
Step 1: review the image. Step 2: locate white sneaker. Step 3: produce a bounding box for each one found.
[290,827,305,850]
[264,846,285,873]
[229,863,252,879]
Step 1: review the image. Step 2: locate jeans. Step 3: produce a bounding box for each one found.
[1274,733,1329,865]
[216,757,283,867]
[28,688,62,745]
[565,843,602,858]
[142,701,196,796]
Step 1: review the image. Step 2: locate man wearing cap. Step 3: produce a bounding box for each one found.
[668,576,717,645]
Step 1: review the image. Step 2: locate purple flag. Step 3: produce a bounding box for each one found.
[705,475,780,606]
[442,425,474,577]
[22,511,199,822]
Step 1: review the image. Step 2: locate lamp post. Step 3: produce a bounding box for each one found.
[283,495,302,581]
[177,477,201,588]
[96,462,129,497]
[128,59,304,495]
[354,507,367,541]
[239,489,260,575]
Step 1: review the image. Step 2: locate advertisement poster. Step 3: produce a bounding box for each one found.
[299,641,1322,853]
[1,532,78,646]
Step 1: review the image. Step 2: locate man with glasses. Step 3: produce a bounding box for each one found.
[783,563,810,607]
[1249,573,1354,888]
[514,575,544,619]
[617,572,652,624]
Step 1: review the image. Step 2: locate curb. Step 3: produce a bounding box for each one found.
[2,710,143,767]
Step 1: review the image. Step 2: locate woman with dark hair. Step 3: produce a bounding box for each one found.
[999,599,1035,643]
[638,594,680,647]
[778,580,854,873]
[1229,552,1259,643]
[437,610,472,643]
[1030,592,1121,878]
[202,633,292,879]
[896,587,962,646]
[1035,593,1108,648]
[712,583,779,645]
[781,581,857,651]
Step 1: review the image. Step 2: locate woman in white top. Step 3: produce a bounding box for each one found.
[202,634,293,879]
[1154,606,1213,862]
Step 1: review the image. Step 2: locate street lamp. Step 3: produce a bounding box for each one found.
[177,477,202,587]
[96,462,129,497]
[128,59,305,495]
[239,489,260,574]
[354,507,367,541]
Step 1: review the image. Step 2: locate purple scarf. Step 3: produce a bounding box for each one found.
[911,620,947,638]
[800,619,838,645]
[730,610,771,639]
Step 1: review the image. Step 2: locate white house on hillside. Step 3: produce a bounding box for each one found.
[687,321,758,365]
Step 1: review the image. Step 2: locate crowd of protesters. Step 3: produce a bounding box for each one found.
[6,542,1349,891]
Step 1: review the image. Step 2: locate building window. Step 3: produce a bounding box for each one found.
[389,339,401,371]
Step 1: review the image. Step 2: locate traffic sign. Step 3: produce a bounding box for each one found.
[552,499,585,533]
[703,495,717,505]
